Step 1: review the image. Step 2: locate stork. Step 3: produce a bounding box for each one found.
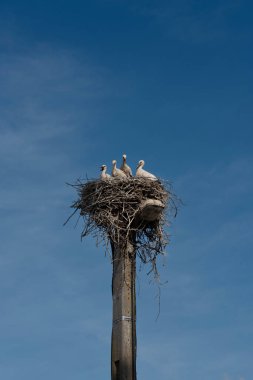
[136,160,157,180]
[120,154,132,177]
[112,160,127,178]
[100,165,111,180]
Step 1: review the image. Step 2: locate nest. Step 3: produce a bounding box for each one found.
[66,177,179,276]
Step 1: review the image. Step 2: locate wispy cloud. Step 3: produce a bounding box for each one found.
[0,46,106,165]
[0,44,113,378]
[223,374,246,380]
[132,0,243,43]
[0,43,114,221]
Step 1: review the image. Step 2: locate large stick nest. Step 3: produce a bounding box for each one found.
[66,177,179,276]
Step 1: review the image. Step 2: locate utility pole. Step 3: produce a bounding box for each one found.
[111,238,137,380]
[110,199,164,380]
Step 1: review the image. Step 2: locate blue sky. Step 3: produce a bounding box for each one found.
[0,1,252,379]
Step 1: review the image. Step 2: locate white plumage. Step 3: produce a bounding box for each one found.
[120,154,132,177]
[100,165,111,180]
[136,160,157,180]
[112,160,127,178]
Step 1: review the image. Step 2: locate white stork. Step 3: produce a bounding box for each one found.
[136,160,157,181]
[100,165,111,180]
[120,154,132,177]
[112,160,127,178]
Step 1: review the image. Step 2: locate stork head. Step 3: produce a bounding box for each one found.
[122,154,127,161]
[137,160,145,168]
[100,164,107,171]
[112,160,117,165]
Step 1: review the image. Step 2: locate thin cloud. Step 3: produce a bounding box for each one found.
[0,45,112,355]
[0,47,107,165]
[0,44,114,223]
[132,0,243,43]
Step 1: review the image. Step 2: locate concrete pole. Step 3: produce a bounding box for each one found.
[110,199,164,380]
[111,239,137,380]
